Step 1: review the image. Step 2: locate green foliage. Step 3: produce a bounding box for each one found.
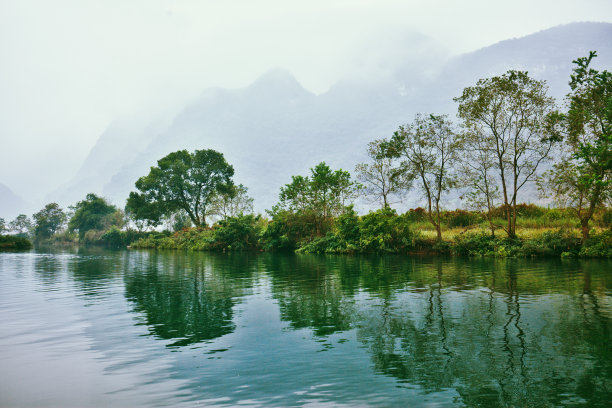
[540,52,611,239]
[168,210,192,232]
[125,191,163,230]
[127,149,235,227]
[209,184,254,220]
[69,193,120,239]
[0,218,6,234]
[0,234,33,250]
[277,162,360,237]
[298,207,418,254]
[355,139,408,208]
[520,230,582,257]
[579,230,612,258]
[600,208,612,228]
[388,113,459,240]
[32,203,66,241]
[260,210,320,251]
[335,206,361,244]
[404,207,427,222]
[8,214,32,236]
[211,214,262,251]
[99,227,149,249]
[452,233,499,256]
[443,209,478,228]
[358,207,414,253]
[456,70,560,238]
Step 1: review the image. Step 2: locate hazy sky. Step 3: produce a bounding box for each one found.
[1,0,611,203]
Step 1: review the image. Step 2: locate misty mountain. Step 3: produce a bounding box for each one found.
[0,183,30,220]
[49,22,612,214]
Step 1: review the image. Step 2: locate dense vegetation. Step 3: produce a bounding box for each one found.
[0,234,32,250]
[1,52,609,258]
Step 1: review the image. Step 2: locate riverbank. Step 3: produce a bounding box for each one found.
[0,235,32,250]
[129,218,611,258]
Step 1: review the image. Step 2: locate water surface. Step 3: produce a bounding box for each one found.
[1,249,611,407]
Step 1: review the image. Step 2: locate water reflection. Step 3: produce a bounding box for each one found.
[6,250,610,406]
[263,255,612,406]
[122,251,256,347]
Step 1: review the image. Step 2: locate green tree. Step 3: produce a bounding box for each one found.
[539,52,611,239]
[125,191,163,231]
[209,184,254,220]
[278,162,360,235]
[8,214,32,236]
[458,128,501,237]
[389,114,459,241]
[355,139,409,208]
[32,203,66,240]
[69,193,121,239]
[0,218,6,234]
[455,70,560,238]
[126,149,235,227]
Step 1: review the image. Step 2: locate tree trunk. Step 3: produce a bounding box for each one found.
[580,218,590,240]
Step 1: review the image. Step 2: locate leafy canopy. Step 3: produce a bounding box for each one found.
[126,149,235,227]
[69,193,120,239]
[32,203,66,240]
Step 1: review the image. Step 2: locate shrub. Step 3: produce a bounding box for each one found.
[212,214,262,251]
[444,209,478,228]
[404,207,427,222]
[579,230,612,258]
[297,233,346,254]
[598,208,612,229]
[335,206,361,244]
[0,234,33,250]
[520,229,581,257]
[359,207,415,253]
[452,232,498,256]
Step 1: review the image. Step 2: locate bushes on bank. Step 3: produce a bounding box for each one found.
[21,203,608,259]
[0,234,33,250]
[579,230,612,258]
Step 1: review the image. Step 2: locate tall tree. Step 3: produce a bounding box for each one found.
[69,193,121,239]
[32,203,66,240]
[0,218,6,234]
[388,114,459,241]
[458,132,501,237]
[278,162,360,235]
[455,70,560,238]
[355,139,409,208]
[539,52,611,239]
[8,214,32,236]
[126,149,234,227]
[209,184,255,220]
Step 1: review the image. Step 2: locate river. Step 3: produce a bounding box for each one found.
[1,249,611,407]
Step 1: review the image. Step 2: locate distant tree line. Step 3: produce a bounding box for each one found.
[2,52,609,256]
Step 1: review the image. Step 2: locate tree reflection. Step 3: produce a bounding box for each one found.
[264,254,612,406]
[123,251,254,347]
[264,254,357,335]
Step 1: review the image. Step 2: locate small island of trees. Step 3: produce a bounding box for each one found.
[1,52,610,258]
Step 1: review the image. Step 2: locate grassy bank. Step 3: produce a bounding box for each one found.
[129,206,611,258]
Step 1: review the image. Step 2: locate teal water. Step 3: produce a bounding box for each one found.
[1,249,611,407]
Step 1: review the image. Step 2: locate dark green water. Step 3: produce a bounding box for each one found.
[1,250,611,407]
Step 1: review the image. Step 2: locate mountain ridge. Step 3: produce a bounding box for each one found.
[41,22,612,216]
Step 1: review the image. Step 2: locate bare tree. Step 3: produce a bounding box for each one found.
[355,139,410,208]
[390,114,459,241]
[455,71,560,238]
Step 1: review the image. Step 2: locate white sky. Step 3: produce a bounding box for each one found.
[1,0,611,202]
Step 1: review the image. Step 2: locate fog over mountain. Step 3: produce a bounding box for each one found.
[28,22,612,215]
[0,184,30,220]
